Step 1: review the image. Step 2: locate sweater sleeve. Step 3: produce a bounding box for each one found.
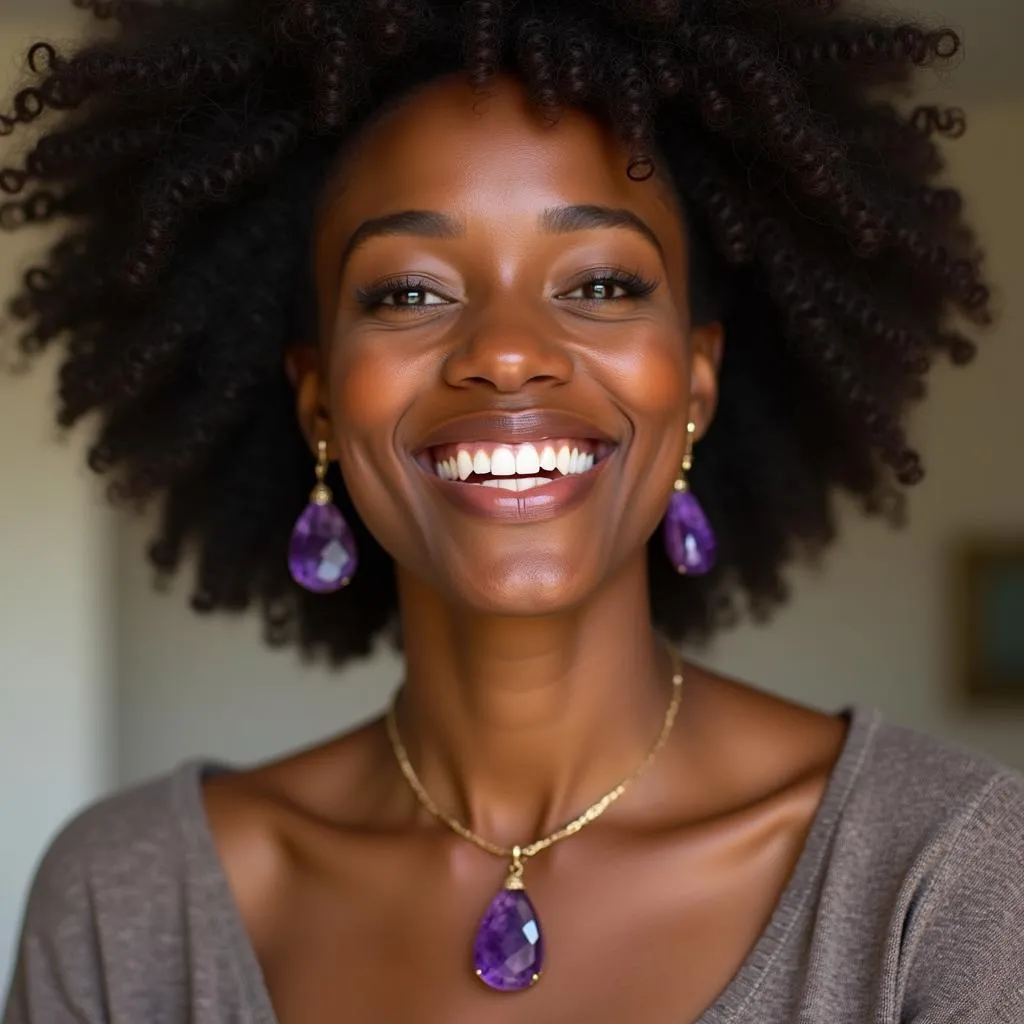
[900,771,1024,1024]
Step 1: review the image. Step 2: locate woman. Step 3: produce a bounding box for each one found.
[2,0,1021,1020]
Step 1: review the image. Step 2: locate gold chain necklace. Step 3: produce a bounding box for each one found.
[384,643,684,993]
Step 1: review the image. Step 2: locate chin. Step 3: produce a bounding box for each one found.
[443,546,601,618]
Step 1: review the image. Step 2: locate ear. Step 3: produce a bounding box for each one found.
[687,320,723,440]
[285,346,334,456]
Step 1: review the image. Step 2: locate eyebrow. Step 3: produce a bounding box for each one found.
[336,203,664,280]
[540,205,665,260]
[337,209,464,279]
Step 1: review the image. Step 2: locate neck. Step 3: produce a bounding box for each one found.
[390,555,678,847]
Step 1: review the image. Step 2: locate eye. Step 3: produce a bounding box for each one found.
[381,287,448,308]
[562,279,630,301]
[355,277,454,311]
[557,269,658,304]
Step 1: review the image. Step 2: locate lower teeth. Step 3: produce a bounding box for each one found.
[479,477,555,492]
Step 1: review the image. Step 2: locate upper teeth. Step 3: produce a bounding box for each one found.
[434,442,596,481]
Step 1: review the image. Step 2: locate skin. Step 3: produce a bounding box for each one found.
[206,73,849,1023]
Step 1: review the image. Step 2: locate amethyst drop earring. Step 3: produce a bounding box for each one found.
[663,421,717,575]
[288,439,358,593]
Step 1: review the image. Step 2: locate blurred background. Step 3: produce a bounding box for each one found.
[2,0,1023,988]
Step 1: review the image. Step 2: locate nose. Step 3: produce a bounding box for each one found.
[442,302,574,394]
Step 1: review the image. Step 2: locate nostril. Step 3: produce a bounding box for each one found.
[442,331,574,393]
[453,371,568,392]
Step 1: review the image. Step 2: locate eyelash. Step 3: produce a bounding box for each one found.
[354,268,659,311]
[564,268,659,306]
[355,276,450,311]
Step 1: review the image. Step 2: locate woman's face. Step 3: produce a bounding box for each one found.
[303,73,720,615]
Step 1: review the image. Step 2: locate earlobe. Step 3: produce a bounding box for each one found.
[689,321,723,438]
[286,346,333,454]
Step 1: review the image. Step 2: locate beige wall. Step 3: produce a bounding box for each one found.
[0,16,115,983]
[2,0,1023,989]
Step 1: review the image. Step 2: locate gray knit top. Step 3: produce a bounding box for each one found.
[4,703,1024,1023]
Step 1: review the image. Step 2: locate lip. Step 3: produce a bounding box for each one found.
[424,452,613,523]
[411,408,620,523]
[414,409,617,453]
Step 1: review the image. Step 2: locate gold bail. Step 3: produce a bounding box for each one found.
[504,846,526,891]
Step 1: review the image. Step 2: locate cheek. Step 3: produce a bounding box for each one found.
[324,331,427,552]
[328,329,418,437]
[597,321,689,422]
[325,330,427,523]
[597,321,692,527]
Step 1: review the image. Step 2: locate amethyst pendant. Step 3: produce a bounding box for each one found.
[663,487,717,575]
[473,882,544,992]
[288,500,358,593]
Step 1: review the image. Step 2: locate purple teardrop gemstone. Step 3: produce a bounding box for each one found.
[288,502,357,593]
[663,489,717,575]
[473,887,544,992]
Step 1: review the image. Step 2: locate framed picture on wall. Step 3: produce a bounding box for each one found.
[956,539,1024,707]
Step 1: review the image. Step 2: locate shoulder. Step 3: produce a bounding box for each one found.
[760,703,1024,1021]
[709,676,1023,921]
[861,707,1024,879]
[6,764,214,1019]
[824,706,1024,896]
[845,707,1024,847]
[23,764,201,920]
[849,715,1024,1021]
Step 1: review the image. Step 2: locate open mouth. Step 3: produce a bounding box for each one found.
[425,439,615,492]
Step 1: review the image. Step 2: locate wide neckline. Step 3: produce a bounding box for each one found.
[171,701,880,1024]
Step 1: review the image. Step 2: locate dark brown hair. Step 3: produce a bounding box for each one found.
[0,0,989,660]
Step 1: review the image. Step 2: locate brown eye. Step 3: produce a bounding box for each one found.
[384,287,446,307]
[356,277,455,311]
[563,279,628,301]
[557,270,658,304]
[586,280,623,300]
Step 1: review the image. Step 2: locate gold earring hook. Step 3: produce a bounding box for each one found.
[682,421,696,473]
[674,422,697,494]
[311,440,333,506]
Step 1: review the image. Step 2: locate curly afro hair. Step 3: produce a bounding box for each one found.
[0,0,990,662]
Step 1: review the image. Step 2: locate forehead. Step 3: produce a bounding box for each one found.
[317,73,682,235]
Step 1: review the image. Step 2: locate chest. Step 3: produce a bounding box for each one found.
[257,821,809,1024]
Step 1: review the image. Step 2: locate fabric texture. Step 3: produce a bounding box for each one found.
[4,703,1023,1023]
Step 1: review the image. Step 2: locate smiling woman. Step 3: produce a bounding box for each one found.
[295,76,721,620]
[2,1,1023,1023]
